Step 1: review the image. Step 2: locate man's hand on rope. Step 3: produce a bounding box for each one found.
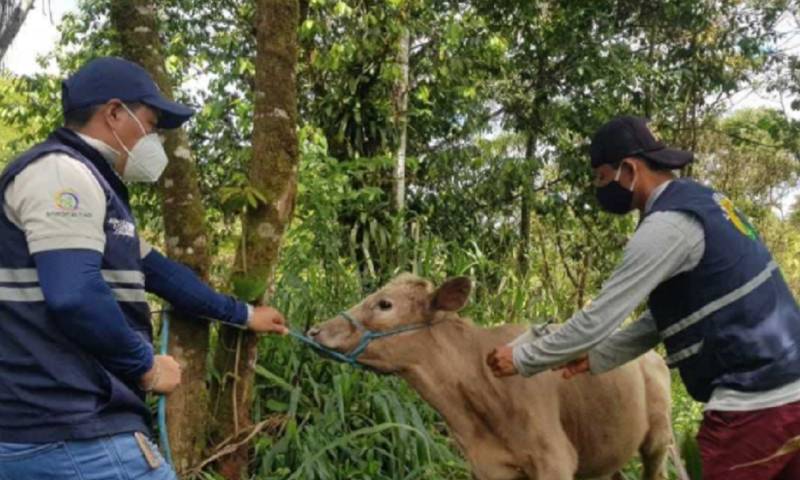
[140,354,182,394]
[248,306,289,335]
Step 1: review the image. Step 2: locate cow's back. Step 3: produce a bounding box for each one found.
[479,324,671,478]
[559,352,670,477]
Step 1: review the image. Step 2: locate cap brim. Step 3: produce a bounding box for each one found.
[640,147,693,169]
[141,95,195,129]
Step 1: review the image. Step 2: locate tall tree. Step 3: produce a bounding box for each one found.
[0,0,33,61]
[211,0,299,477]
[109,0,212,473]
[392,25,410,214]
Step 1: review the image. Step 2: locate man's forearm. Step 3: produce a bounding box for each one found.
[512,309,623,376]
[588,311,660,374]
[509,211,699,376]
[142,249,249,327]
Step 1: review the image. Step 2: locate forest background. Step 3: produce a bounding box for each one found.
[2,0,800,478]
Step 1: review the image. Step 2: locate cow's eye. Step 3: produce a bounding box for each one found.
[378,300,393,311]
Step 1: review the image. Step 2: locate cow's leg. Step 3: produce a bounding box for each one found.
[587,473,624,480]
[639,355,672,480]
[591,474,624,480]
[639,433,669,480]
[520,443,578,479]
[526,462,574,480]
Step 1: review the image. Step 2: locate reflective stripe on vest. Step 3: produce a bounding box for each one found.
[0,267,145,303]
[666,340,704,366]
[660,260,778,367]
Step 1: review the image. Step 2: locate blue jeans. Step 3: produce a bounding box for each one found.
[0,432,177,480]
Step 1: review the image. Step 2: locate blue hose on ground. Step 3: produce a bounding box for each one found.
[157,310,174,465]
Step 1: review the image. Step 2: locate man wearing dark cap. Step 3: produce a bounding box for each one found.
[487,116,800,479]
[0,57,288,478]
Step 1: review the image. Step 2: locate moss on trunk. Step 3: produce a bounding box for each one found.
[110,1,211,474]
[211,1,300,478]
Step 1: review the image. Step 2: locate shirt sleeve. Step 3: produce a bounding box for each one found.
[142,248,250,327]
[587,310,661,374]
[511,211,704,377]
[3,153,106,254]
[34,249,154,383]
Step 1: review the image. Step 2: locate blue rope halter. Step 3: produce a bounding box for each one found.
[289,311,438,366]
[156,309,433,465]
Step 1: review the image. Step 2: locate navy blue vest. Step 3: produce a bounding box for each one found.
[0,128,152,442]
[647,179,800,402]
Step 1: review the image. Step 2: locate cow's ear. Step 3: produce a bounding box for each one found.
[431,277,472,312]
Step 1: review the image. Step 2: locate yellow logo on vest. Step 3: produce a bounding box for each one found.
[47,190,91,219]
[714,193,758,240]
[55,190,79,211]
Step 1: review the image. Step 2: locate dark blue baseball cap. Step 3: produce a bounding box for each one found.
[590,116,693,169]
[62,57,194,129]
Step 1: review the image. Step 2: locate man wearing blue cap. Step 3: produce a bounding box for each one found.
[487,116,800,479]
[0,57,288,479]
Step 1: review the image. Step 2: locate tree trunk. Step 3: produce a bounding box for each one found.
[109,1,212,474]
[391,25,410,266]
[211,0,299,478]
[517,133,535,275]
[392,26,409,214]
[0,0,34,61]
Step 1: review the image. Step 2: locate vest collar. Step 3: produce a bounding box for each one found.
[75,132,121,173]
[645,180,673,214]
[50,128,131,209]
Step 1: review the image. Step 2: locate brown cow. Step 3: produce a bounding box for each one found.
[308,274,673,479]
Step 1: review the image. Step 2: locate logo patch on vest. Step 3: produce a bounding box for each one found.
[713,193,758,240]
[108,218,136,237]
[55,190,79,210]
[46,189,92,219]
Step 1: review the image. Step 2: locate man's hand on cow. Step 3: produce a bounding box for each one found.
[554,355,590,379]
[248,306,289,335]
[487,345,518,377]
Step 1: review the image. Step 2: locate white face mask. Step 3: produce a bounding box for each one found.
[110,104,168,183]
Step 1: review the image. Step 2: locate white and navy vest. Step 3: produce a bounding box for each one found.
[647,179,800,402]
[0,128,152,441]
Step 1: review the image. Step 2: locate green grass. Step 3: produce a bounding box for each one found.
[196,135,706,478]
[207,248,705,479]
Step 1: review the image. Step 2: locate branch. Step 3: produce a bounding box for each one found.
[554,231,579,290]
[185,415,287,478]
[423,106,505,153]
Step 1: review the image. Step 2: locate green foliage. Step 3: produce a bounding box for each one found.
[2,0,798,478]
[0,76,25,168]
[698,108,800,212]
[248,340,470,479]
[680,431,704,480]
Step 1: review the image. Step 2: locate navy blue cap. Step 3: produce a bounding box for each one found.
[590,116,693,169]
[62,57,194,129]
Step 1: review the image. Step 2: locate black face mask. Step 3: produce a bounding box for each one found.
[595,164,636,214]
[595,181,634,214]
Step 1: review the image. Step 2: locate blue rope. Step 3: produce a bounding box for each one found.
[153,310,429,464]
[157,310,174,465]
[288,312,439,366]
[288,330,363,365]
